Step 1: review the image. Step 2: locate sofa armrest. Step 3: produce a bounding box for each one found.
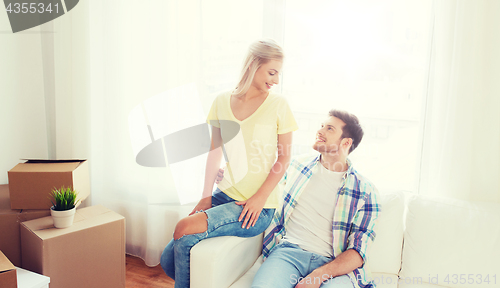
[191,234,263,288]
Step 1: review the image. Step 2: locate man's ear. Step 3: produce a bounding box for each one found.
[342,138,353,153]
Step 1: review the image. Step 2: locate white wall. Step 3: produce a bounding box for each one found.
[0,2,91,185]
[0,20,48,184]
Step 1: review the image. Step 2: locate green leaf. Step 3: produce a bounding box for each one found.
[49,186,79,211]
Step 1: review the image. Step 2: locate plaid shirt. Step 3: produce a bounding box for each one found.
[262,153,381,288]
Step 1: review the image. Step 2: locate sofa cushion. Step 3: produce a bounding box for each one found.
[370,273,399,288]
[229,255,263,288]
[400,195,500,288]
[368,191,405,276]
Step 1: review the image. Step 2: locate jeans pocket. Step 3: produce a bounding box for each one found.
[262,208,275,219]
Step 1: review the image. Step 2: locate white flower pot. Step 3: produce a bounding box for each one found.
[50,206,76,228]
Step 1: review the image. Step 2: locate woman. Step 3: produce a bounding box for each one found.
[160,39,298,288]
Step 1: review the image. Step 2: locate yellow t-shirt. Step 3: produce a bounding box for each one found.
[206,91,298,208]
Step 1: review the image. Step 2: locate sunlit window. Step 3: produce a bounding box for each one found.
[282,0,433,192]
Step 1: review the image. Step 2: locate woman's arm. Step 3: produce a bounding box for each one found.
[189,126,223,215]
[236,131,293,228]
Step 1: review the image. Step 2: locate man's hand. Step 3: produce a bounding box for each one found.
[189,197,212,215]
[235,193,267,229]
[294,250,363,288]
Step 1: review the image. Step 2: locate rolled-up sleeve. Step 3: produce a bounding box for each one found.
[347,184,381,265]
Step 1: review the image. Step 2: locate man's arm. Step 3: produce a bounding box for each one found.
[345,184,380,265]
[296,249,363,288]
[311,249,363,278]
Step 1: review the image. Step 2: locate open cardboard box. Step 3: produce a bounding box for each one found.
[8,159,90,210]
[0,250,17,288]
[0,184,50,267]
[21,205,125,288]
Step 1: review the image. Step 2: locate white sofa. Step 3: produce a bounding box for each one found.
[191,192,500,288]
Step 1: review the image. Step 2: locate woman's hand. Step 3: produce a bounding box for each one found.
[189,197,212,216]
[215,167,225,184]
[235,193,267,229]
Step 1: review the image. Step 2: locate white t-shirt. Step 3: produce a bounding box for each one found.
[281,162,345,258]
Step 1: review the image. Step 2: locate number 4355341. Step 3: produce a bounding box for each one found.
[6,3,60,14]
[444,274,496,285]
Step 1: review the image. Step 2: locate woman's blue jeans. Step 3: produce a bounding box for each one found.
[160,189,275,288]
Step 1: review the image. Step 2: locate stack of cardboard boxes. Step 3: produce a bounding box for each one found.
[0,160,126,288]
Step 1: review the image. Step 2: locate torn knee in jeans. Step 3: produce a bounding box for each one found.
[173,212,208,240]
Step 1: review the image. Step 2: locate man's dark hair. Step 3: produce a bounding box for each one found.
[329,110,364,154]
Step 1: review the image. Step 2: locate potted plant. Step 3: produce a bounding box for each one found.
[49,186,79,228]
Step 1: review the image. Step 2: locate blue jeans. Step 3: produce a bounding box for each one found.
[160,189,275,288]
[252,242,354,288]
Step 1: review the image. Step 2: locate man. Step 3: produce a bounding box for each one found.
[247,109,381,288]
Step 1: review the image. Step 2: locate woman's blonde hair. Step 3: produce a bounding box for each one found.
[232,39,284,97]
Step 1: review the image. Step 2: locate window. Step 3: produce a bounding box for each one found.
[282,0,433,192]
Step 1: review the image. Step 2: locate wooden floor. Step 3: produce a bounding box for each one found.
[126,254,175,288]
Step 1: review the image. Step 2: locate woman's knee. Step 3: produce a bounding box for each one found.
[173,213,208,240]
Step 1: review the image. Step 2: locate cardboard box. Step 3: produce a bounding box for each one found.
[8,159,90,210]
[21,205,125,288]
[0,185,50,267]
[0,250,17,288]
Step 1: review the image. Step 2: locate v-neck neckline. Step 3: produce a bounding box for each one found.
[228,92,271,123]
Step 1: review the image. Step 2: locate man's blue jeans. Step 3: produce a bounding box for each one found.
[252,241,354,288]
[160,189,275,288]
